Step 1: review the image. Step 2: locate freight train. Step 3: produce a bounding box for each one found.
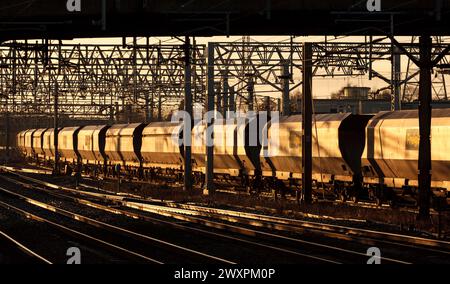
[16,110,450,208]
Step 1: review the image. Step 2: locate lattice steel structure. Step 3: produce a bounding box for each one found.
[211,41,303,112]
[210,38,450,114]
[0,39,206,120]
[1,38,450,121]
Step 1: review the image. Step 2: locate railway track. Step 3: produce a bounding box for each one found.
[6,166,446,244]
[0,171,367,264]
[2,169,449,263]
[0,229,52,264]
[0,174,341,264]
[0,198,165,264]
[0,184,238,264]
[6,164,444,217]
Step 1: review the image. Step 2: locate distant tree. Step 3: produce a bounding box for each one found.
[370,88,393,100]
[258,97,278,112]
[376,90,392,100]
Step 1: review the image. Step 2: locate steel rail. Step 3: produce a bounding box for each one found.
[0,184,236,265]
[3,176,340,264]
[0,228,53,264]
[19,164,440,217]
[122,201,412,264]
[0,199,163,264]
[158,203,450,248]
[4,167,448,250]
[3,168,449,259]
[0,173,413,264]
[0,164,441,219]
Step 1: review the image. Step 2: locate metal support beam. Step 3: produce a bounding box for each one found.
[150,92,154,122]
[281,60,291,116]
[53,83,59,175]
[4,99,9,163]
[184,36,193,192]
[205,42,215,195]
[265,96,271,114]
[12,42,16,108]
[126,104,131,124]
[109,105,114,125]
[222,72,229,117]
[392,46,402,110]
[247,77,254,112]
[145,92,150,123]
[302,43,313,205]
[443,74,448,101]
[33,47,38,106]
[0,41,205,119]
[115,102,119,123]
[132,37,138,103]
[216,83,222,115]
[158,96,162,121]
[228,86,235,114]
[418,35,432,219]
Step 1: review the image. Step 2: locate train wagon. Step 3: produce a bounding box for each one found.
[58,126,84,164]
[104,123,147,176]
[141,121,184,168]
[16,130,27,154]
[77,125,109,163]
[42,128,61,160]
[260,114,372,200]
[31,128,48,159]
[191,117,262,188]
[361,109,450,204]
[24,129,36,157]
[76,125,110,174]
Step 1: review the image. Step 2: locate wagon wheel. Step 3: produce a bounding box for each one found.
[200,174,205,189]
[336,185,347,202]
[295,189,301,205]
[376,197,383,207]
[273,188,279,202]
[246,177,254,195]
[248,183,257,196]
[350,187,360,203]
[388,194,398,208]
[388,199,396,208]
[339,192,348,203]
